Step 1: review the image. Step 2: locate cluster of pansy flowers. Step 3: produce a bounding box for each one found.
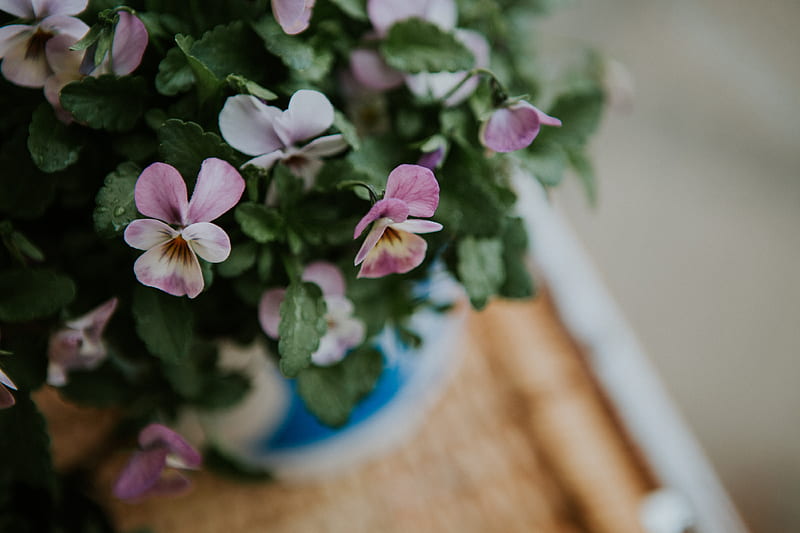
[0,0,570,502]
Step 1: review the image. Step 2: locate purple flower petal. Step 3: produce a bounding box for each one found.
[311,296,365,366]
[354,218,390,265]
[479,101,560,153]
[0,24,30,57]
[357,225,428,278]
[186,158,245,224]
[271,0,315,35]
[110,11,148,76]
[0,384,15,409]
[384,164,439,217]
[142,471,192,497]
[0,367,16,391]
[113,447,169,500]
[349,49,404,91]
[139,423,202,469]
[243,150,284,171]
[38,0,88,17]
[297,134,348,158]
[272,89,334,147]
[132,238,204,298]
[1,32,50,87]
[0,0,35,18]
[219,95,284,157]
[40,14,89,38]
[258,287,287,338]
[367,0,456,36]
[302,261,345,296]
[417,146,444,169]
[183,222,231,263]
[124,219,178,251]
[391,219,442,234]
[134,163,189,225]
[353,197,409,239]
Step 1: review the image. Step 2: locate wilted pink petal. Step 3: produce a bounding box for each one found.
[258,287,286,338]
[133,239,204,298]
[109,11,148,76]
[350,49,404,91]
[186,158,246,224]
[219,95,284,157]
[357,227,428,278]
[417,146,444,169]
[384,164,439,217]
[134,163,189,226]
[124,219,178,251]
[139,423,202,468]
[302,261,346,297]
[114,447,170,500]
[272,89,334,147]
[182,222,231,263]
[479,101,561,153]
[272,0,315,35]
[353,198,409,239]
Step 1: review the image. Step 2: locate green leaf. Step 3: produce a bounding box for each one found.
[519,143,568,187]
[277,281,327,377]
[499,217,534,299]
[133,287,195,363]
[0,269,76,322]
[381,19,474,74]
[93,161,140,238]
[297,346,383,427]
[175,34,220,103]
[234,203,284,243]
[58,360,134,407]
[225,74,278,100]
[60,75,147,132]
[0,139,56,219]
[535,88,605,149]
[157,119,240,181]
[329,0,367,19]
[251,16,314,71]
[567,147,597,206]
[456,237,505,310]
[155,45,195,96]
[27,104,82,173]
[193,372,250,409]
[217,241,258,277]
[189,22,264,81]
[0,392,55,494]
[333,110,360,150]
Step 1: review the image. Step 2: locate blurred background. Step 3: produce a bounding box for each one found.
[540,1,800,531]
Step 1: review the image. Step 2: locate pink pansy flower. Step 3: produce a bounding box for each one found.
[479,101,562,153]
[0,0,89,88]
[272,0,315,35]
[113,423,202,501]
[0,367,17,409]
[354,164,442,278]
[259,262,366,366]
[219,89,348,186]
[124,158,245,299]
[44,12,148,122]
[46,297,118,387]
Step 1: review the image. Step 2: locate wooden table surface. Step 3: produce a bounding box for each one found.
[43,296,657,533]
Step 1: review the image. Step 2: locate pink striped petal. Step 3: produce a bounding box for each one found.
[0,384,15,409]
[354,218,390,265]
[124,219,178,250]
[219,95,284,156]
[135,163,189,225]
[133,238,204,298]
[353,197,409,239]
[258,288,286,338]
[302,261,345,296]
[384,164,439,217]
[350,49,404,91]
[186,158,245,224]
[183,222,231,263]
[273,89,334,147]
[298,134,348,158]
[113,447,169,500]
[479,101,560,153]
[1,36,50,87]
[272,0,315,35]
[390,219,442,234]
[357,226,428,278]
[0,0,34,18]
[110,11,148,76]
[139,423,202,469]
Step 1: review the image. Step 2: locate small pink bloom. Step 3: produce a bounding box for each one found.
[479,101,562,153]
[353,164,442,278]
[219,90,348,186]
[0,0,88,88]
[47,297,118,386]
[367,0,456,37]
[113,423,202,501]
[259,262,365,366]
[272,0,315,35]
[0,367,17,409]
[124,158,245,299]
[349,48,404,91]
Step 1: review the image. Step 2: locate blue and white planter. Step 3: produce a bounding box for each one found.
[183,270,465,479]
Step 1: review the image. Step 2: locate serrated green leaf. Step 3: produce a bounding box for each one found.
[155,45,195,96]
[456,237,505,309]
[93,161,140,238]
[234,203,284,243]
[217,241,257,277]
[133,287,194,363]
[251,16,314,71]
[329,0,367,19]
[499,217,534,299]
[225,74,277,100]
[157,119,241,181]
[296,346,383,427]
[27,104,82,173]
[333,110,360,150]
[277,282,327,377]
[519,142,568,187]
[381,19,474,74]
[0,269,76,322]
[60,75,146,131]
[175,33,220,103]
